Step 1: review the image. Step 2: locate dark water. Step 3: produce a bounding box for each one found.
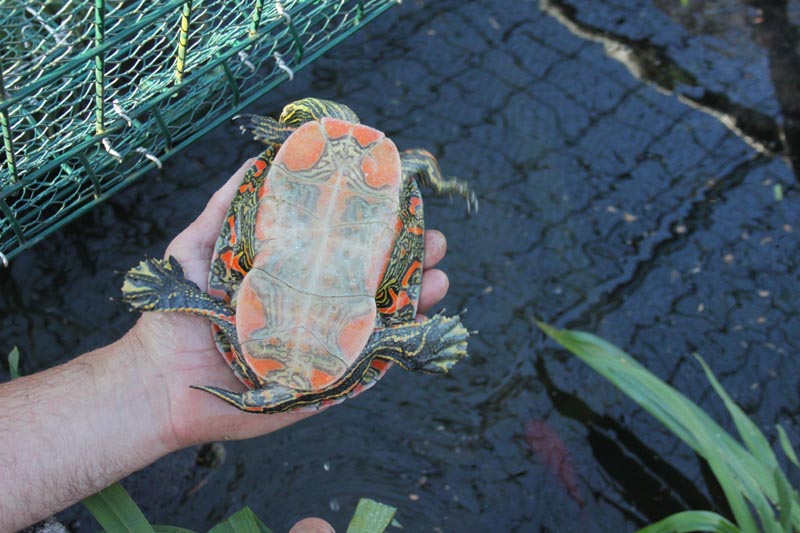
[2,0,799,531]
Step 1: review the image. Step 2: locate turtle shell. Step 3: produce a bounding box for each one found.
[224,117,402,392]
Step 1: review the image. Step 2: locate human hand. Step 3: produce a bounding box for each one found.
[126,159,452,451]
[289,517,334,533]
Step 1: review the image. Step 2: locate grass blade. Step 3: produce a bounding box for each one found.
[208,506,272,533]
[82,482,155,533]
[346,498,398,533]
[695,355,777,471]
[635,510,740,533]
[7,346,20,379]
[701,446,758,533]
[775,467,793,532]
[776,425,799,469]
[695,355,783,532]
[536,322,800,530]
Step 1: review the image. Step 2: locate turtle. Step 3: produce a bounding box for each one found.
[121,98,474,413]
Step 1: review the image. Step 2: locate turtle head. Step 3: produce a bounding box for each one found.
[279,98,360,127]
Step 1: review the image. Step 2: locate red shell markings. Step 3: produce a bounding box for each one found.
[235,117,402,391]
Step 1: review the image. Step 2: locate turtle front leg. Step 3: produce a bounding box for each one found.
[235,113,295,147]
[401,149,478,212]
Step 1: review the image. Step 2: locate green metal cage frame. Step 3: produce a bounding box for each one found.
[0,0,397,265]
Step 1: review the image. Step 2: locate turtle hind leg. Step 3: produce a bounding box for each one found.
[366,313,469,374]
[122,256,240,348]
[124,257,262,390]
[123,256,199,311]
[400,149,478,213]
[122,257,231,318]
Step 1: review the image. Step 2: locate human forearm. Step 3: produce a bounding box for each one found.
[0,334,173,532]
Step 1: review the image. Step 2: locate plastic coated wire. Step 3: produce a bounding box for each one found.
[0,0,397,264]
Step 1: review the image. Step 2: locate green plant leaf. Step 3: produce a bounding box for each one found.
[635,510,740,533]
[701,445,759,533]
[153,527,197,533]
[774,183,784,201]
[694,354,782,532]
[209,506,272,533]
[82,482,155,533]
[347,498,398,533]
[777,425,799,469]
[536,322,800,530]
[8,346,20,380]
[775,467,793,532]
[695,355,778,471]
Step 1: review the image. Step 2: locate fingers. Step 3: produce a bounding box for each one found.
[289,518,334,533]
[165,158,256,284]
[418,268,449,315]
[196,158,257,239]
[418,229,449,315]
[423,230,446,269]
[174,158,255,251]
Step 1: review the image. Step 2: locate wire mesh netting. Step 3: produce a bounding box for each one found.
[0,0,397,265]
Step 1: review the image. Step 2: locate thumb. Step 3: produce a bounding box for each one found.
[288,517,335,533]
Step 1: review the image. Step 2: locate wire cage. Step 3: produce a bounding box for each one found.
[0,0,397,265]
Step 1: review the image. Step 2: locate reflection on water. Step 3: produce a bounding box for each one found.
[1,0,798,531]
[543,0,800,177]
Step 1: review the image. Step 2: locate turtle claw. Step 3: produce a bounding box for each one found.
[468,190,479,215]
[374,313,469,375]
[122,256,195,311]
[122,256,235,327]
[419,313,470,374]
[234,113,293,146]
